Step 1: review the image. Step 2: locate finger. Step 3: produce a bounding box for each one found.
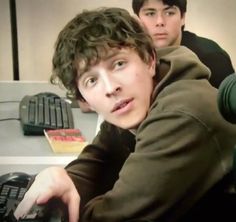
[14,194,36,219]
[14,180,52,219]
[36,186,57,204]
[67,193,80,222]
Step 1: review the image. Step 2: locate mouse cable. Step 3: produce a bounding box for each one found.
[0,117,20,121]
[0,100,20,103]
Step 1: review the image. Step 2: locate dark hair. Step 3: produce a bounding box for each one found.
[132,0,187,16]
[51,7,156,101]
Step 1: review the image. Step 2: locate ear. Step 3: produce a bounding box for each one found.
[148,51,157,78]
[89,105,96,111]
[86,102,96,112]
[181,12,186,27]
[133,14,146,30]
[78,100,95,113]
[132,14,140,22]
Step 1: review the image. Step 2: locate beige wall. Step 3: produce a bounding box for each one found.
[0,0,13,80]
[185,0,236,71]
[0,0,235,80]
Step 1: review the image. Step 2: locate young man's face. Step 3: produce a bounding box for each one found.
[138,0,185,48]
[77,48,156,129]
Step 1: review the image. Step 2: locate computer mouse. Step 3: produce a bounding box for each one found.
[14,198,69,222]
[3,196,68,222]
[0,172,68,222]
[0,172,34,222]
[42,198,69,222]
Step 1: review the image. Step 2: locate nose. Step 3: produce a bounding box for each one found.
[106,86,121,97]
[155,14,165,27]
[103,75,121,97]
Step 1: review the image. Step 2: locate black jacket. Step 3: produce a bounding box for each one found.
[181,30,234,88]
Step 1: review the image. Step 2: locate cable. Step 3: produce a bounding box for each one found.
[0,118,20,121]
[0,101,20,103]
[0,101,20,121]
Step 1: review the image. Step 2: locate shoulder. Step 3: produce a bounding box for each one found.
[181,30,234,88]
[181,31,223,52]
[135,80,221,153]
[151,80,217,113]
[145,80,218,131]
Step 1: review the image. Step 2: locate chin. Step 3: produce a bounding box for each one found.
[155,43,169,48]
[109,119,138,130]
[117,116,145,130]
[153,40,169,48]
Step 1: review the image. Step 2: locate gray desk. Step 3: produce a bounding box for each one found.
[0,81,98,175]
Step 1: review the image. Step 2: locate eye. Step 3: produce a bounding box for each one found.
[84,76,97,88]
[113,60,126,70]
[145,11,156,17]
[164,9,176,16]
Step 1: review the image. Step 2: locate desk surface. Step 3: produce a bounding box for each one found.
[0,81,98,175]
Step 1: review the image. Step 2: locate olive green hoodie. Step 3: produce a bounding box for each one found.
[66,46,236,222]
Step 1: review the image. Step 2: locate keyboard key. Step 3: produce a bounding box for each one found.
[19,93,74,135]
[49,100,56,127]
[29,101,36,124]
[38,97,44,125]
[61,101,69,128]
[43,97,50,126]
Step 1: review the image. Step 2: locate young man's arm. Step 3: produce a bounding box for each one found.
[66,122,133,209]
[67,109,230,222]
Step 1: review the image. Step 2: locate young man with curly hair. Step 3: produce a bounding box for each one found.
[15,7,236,222]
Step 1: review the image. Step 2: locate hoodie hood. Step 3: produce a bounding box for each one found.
[153,46,211,97]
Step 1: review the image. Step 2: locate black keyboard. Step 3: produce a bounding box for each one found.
[19,92,74,135]
[0,172,33,221]
[0,172,68,222]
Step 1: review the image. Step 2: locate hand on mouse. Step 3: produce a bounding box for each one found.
[14,166,80,222]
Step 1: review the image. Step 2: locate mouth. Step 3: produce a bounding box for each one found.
[111,98,134,113]
[153,33,167,38]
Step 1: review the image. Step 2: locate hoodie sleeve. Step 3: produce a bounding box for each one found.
[65,122,133,210]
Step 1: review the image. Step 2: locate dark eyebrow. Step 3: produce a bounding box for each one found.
[141,5,177,12]
[164,5,178,11]
[142,8,155,11]
[140,7,156,14]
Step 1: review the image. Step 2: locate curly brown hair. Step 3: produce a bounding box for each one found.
[51,7,156,101]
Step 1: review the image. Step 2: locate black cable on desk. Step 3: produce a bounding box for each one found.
[0,118,20,121]
[0,100,20,121]
[0,101,20,103]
